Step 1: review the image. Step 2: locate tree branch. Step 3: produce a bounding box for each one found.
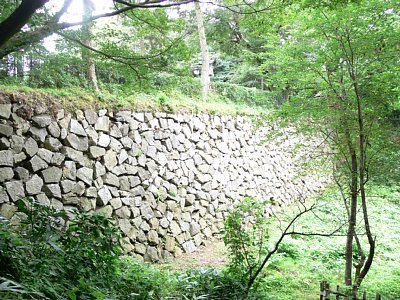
[0,0,50,48]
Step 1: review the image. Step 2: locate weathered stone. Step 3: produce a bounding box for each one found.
[27,155,48,172]
[89,146,105,158]
[97,133,110,148]
[0,104,12,119]
[185,194,195,207]
[43,184,62,199]
[29,126,47,142]
[5,181,25,202]
[61,180,75,193]
[0,124,13,137]
[63,160,76,180]
[26,174,44,195]
[0,137,10,150]
[14,167,29,182]
[189,222,201,236]
[40,166,63,183]
[115,206,131,219]
[0,187,10,203]
[148,230,159,245]
[85,187,98,198]
[121,237,135,253]
[170,221,181,236]
[62,147,91,167]
[0,150,13,166]
[110,197,122,210]
[103,150,117,171]
[48,122,61,138]
[14,152,27,164]
[86,126,98,145]
[144,246,159,262]
[76,167,93,185]
[69,119,87,136]
[95,116,110,132]
[84,109,98,125]
[50,153,65,166]
[72,181,85,196]
[35,193,50,206]
[32,114,52,127]
[94,161,106,178]
[132,185,146,198]
[37,148,53,163]
[134,243,146,255]
[119,176,130,191]
[103,173,119,187]
[165,236,175,252]
[0,167,13,182]
[182,240,196,253]
[110,125,122,138]
[0,203,17,218]
[44,137,62,151]
[97,186,112,205]
[23,137,38,157]
[65,133,88,151]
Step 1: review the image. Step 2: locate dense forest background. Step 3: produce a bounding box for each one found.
[0,1,399,114]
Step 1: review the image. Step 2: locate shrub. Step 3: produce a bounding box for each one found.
[0,198,123,299]
[223,197,273,295]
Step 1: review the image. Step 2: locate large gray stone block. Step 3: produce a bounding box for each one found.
[69,119,87,137]
[76,167,93,185]
[5,181,25,202]
[26,174,44,195]
[95,116,110,132]
[0,150,13,166]
[0,104,12,119]
[41,166,63,183]
[0,167,13,182]
[0,124,13,137]
[32,114,52,128]
[43,184,62,199]
[27,155,48,172]
[65,133,88,151]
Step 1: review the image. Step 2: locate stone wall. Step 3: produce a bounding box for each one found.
[0,99,326,261]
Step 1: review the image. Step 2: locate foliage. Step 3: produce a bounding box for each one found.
[250,183,400,299]
[0,198,123,299]
[176,268,249,300]
[223,197,272,288]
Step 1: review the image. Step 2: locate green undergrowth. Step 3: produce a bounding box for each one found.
[0,83,271,116]
[1,184,399,299]
[253,184,400,299]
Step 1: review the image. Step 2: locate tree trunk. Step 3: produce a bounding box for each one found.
[82,0,99,92]
[194,1,210,101]
[344,128,358,288]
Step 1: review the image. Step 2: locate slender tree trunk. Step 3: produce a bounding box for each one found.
[344,127,358,287]
[16,54,24,78]
[82,0,99,92]
[194,1,210,101]
[353,79,375,291]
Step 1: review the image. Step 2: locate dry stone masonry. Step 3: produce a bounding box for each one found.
[0,99,327,261]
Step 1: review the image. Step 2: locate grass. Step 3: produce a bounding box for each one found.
[0,84,271,116]
[251,184,400,299]
[154,184,400,299]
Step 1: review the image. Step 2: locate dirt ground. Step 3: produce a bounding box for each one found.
[164,240,229,271]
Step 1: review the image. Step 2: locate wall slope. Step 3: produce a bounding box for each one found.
[0,98,327,261]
